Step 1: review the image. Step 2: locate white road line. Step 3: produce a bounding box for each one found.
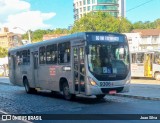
[0,110,33,123]
[0,110,8,114]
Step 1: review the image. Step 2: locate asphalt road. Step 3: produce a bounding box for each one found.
[0,81,160,123]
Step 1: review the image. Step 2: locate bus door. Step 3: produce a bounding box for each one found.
[32,51,39,87]
[144,53,153,77]
[10,55,16,84]
[131,53,145,77]
[73,46,86,94]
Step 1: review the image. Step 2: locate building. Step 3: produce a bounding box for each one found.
[123,33,141,51]
[73,0,126,20]
[43,34,67,40]
[132,29,160,50]
[0,27,22,49]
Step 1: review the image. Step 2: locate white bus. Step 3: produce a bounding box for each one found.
[131,50,160,80]
[8,32,131,100]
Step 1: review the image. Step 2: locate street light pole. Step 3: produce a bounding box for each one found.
[13,27,32,44]
[27,30,31,44]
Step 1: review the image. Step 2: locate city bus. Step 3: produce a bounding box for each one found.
[131,50,160,80]
[8,32,131,100]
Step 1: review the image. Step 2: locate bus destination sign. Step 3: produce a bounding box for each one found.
[92,35,121,42]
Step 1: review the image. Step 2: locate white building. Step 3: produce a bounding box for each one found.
[124,33,141,52]
[124,29,160,52]
[73,0,126,20]
[132,29,160,50]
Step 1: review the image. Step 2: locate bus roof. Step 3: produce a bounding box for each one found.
[9,32,126,52]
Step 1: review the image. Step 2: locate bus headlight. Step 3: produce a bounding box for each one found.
[126,80,130,84]
[88,77,97,86]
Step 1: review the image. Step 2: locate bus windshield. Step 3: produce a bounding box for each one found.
[87,43,130,81]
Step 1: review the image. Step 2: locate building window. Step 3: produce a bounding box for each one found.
[92,0,96,4]
[39,46,46,64]
[46,44,57,64]
[58,42,70,63]
[87,0,90,4]
[83,7,86,12]
[76,2,78,7]
[87,6,91,11]
[83,0,86,5]
[92,5,118,11]
[80,8,82,12]
[79,1,82,6]
[97,0,118,4]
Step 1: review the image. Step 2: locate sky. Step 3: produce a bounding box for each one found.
[0,0,160,33]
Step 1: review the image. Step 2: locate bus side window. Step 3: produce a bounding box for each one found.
[58,42,70,63]
[46,45,52,64]
[39,46,46,64]
[46,44,57,64]
[22,50,30,65]
[154,53,160,65]
[137,53,144,63]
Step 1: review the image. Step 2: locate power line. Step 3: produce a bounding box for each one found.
[126,0,155,13]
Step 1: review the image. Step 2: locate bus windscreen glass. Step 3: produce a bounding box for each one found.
[87,42,130,81]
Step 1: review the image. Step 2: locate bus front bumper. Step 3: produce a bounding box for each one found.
[86,84,130,96]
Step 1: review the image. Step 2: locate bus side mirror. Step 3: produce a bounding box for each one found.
[86,46,89,54]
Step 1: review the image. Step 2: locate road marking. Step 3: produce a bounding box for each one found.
[0,110,8,114]
[0,110,33,123]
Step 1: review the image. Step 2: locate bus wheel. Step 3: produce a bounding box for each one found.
[155,73,160,81]
[62,82,75,100]
[96,94,106,100]
[23,79,36,94]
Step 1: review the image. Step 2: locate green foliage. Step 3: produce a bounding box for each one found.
[154,19,160,29]
[22,28,69,43]
[0,47,8,58]
[133,19,160,29]
[70,12,133,33]
[21,13,160,43]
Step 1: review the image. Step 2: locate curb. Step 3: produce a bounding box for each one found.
[114,93,160,101]
[0,81,12,86]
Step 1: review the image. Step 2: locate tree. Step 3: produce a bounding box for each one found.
[154,19,160,29]
[22,28,70,43]
[132,19,160,29]
[70,12,133,33]
[118,17,133,33]
[0,47,8,58]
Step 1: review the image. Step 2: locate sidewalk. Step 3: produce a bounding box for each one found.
[0,77,160,101]
[116,79,160,101]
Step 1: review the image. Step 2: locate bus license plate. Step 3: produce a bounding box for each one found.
[109,90,117,94]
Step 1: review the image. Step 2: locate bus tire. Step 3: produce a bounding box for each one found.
[62,82,75,100]
[96,94,106,100]
[155,73,160,81]
[23,78,37,94]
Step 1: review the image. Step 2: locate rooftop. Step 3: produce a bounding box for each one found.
[132,29,160,36]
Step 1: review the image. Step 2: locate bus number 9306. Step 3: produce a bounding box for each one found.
[100,82,113,87]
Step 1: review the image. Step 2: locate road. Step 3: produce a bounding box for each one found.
[0,78,160,123]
